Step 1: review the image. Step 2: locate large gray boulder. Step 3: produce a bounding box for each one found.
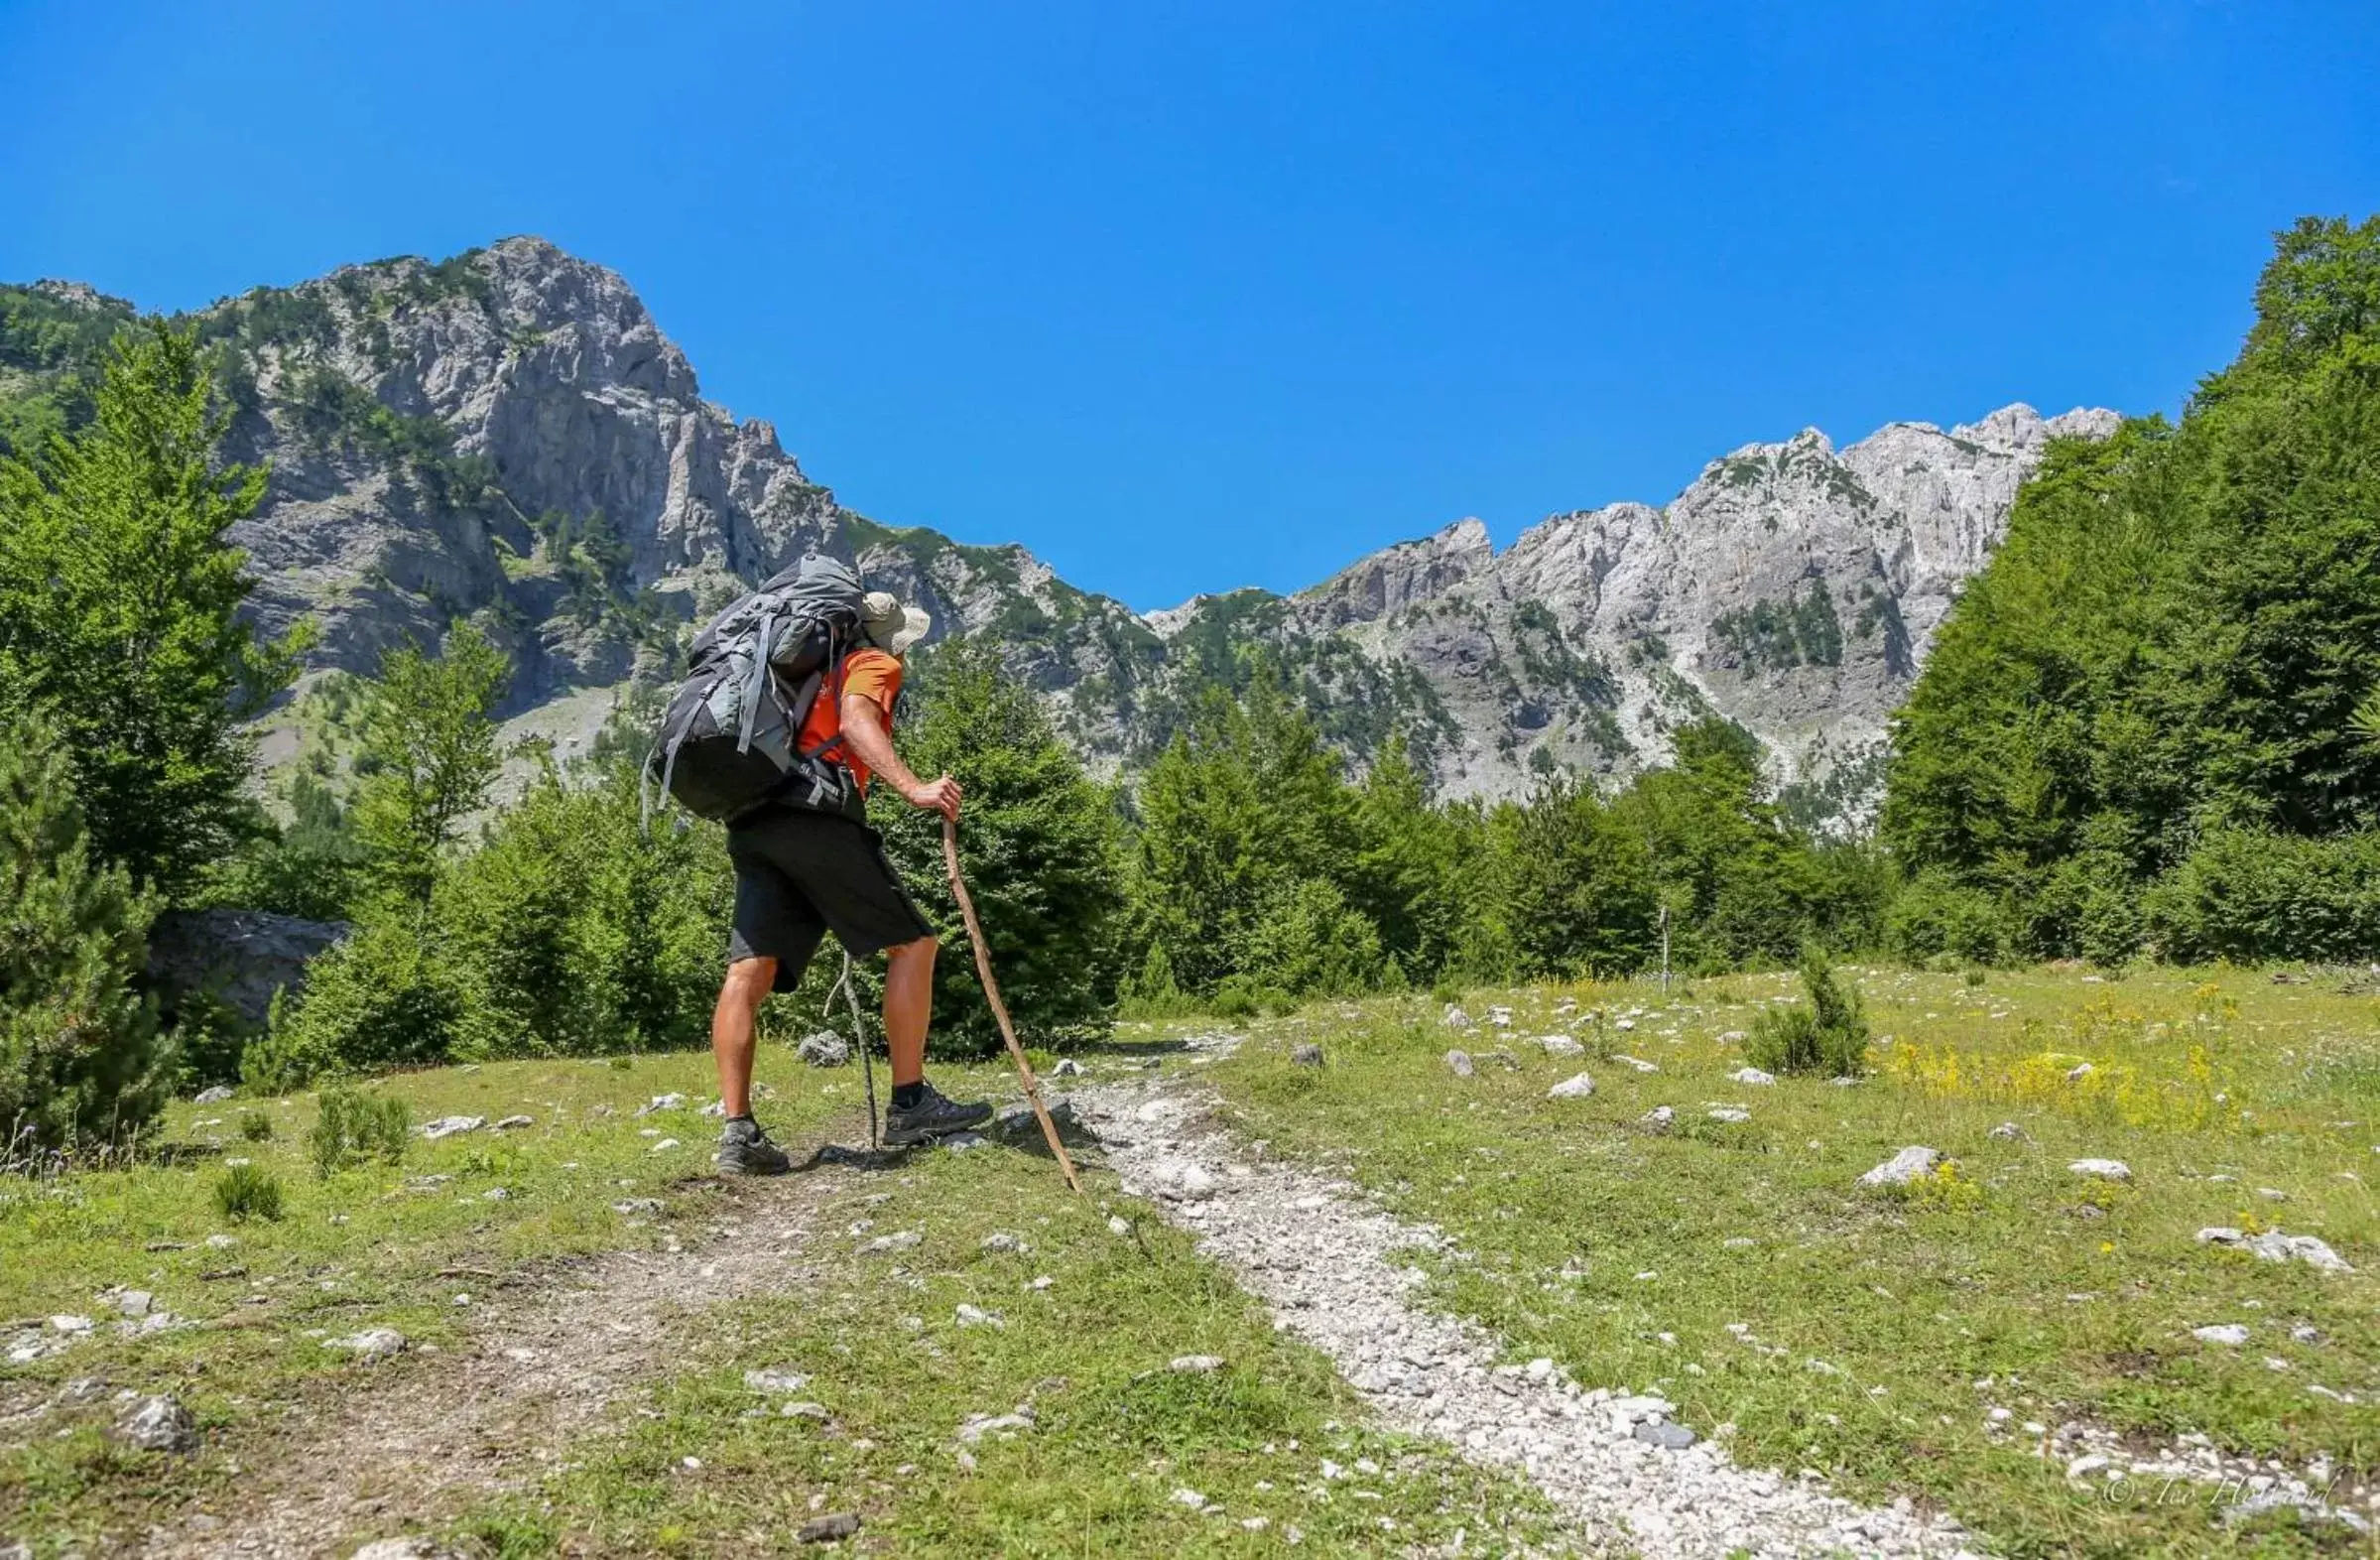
[145,908,347,1031]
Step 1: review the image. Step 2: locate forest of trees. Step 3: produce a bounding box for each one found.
[2,213,2375,1150]
[1883,213,2380,966]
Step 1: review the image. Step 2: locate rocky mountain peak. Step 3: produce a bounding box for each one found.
[5,238,2117,823]
[29,278,118,309]
[1300,515,1496,629]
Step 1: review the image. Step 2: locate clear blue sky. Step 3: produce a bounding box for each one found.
[4,2,2374,610]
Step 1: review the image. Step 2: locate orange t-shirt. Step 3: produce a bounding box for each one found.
[797,647,902,793]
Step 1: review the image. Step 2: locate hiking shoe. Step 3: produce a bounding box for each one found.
[715,1116,791,1176]
[883,1081,992,1146]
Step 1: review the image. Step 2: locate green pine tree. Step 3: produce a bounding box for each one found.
[0,713,167,1153]
[0,322,306,896]
[1131,694,1276,995]
[1487,778,1659,979]
[873,642,1129,1053]
[1612,717,1824,970]
[1346,735,1463,979]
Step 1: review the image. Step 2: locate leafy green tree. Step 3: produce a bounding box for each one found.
[1884,213,2380,961]
[198,768,370,922]
[1132,695,1276,995]
[2242,213,2380,376]
[1613,717,1824,969]
[438,765,611,1057]
[2142,828,2380,965]
[1129,666,1415,998]
[1346,736,1464,978]
[0,322,303,896]
[352,621,510,905]
[1238,673,1365,883]
[1884,869,2011,968]
[0,715,167,1151]
[1487,779,1659,978]
[437,757,731,1058]
[582,762,736,1050]
[874,642,1129,1052]
[1229,876,1386,996]
[241,914,461,1091]
[250,747,732,1086]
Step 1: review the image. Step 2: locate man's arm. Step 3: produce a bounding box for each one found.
[840,693,961,820]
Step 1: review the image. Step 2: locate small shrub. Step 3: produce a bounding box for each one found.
[1116,941,1204,1020]
[237,1111,275,1141]
[1209,982,1260,1020]
[309,1086,410,1177]
[213,1163,285,1222]
[1905,1159,1984,1214]
[1961,969,1987,988]
[244,918,462,1092]
[169,990,254,1096]
[1745,950,1870,1077]
[1430,978,1463,1007]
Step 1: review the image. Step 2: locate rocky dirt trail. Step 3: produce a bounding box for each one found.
[1075,1034,1986,1559]
[141,1037,1994,1560]
[147,1174,842,1560]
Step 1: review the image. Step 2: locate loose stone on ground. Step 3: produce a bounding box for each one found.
[1858,1147,1942,1188]
[113,1395,196,1453]
[1079,1041,1979,1559]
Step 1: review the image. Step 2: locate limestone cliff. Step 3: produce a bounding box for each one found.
[0,240,2115,825]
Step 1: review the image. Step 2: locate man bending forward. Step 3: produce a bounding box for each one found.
[711,590,991,1174]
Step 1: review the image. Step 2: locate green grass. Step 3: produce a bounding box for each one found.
[2,1046,1556,1556]
[1201,967,2380,1557]
[0,1050,837,1550]
[457,1142,1559,1556]
[13,963,2377,1555]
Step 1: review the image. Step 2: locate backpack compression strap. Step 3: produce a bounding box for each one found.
[736,607,779,755]
[642,672,717,834]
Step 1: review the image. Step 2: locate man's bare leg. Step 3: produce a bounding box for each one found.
[883,936,937,1087]
[711,956,778,1119]
[880,935,992,1142]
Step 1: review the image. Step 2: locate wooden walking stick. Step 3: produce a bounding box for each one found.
[941,814,1083,1195]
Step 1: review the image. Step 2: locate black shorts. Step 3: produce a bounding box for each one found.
[725,806,937,992]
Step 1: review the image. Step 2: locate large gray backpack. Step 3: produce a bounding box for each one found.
[644,555,869,826]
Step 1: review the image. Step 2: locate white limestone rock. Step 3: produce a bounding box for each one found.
[2067,1159,2131,1181]
[1858,1147,1942,1188]
[110,232,2113,828]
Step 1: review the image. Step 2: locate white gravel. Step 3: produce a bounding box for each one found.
[1078,1035,1980,1558]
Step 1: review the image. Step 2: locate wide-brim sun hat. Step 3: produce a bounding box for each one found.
[861,590,933,656]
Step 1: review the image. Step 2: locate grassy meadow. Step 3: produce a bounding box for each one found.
[0,1043,1557,1556]
[1207,965,2380,1557]
[3,963,2376,1556]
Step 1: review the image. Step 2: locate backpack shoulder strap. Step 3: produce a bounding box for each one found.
[801,638,862,763]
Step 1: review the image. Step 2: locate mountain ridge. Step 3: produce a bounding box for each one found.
[0,235,2116,823]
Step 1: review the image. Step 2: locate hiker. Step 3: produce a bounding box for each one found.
[705,587,994,1174]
